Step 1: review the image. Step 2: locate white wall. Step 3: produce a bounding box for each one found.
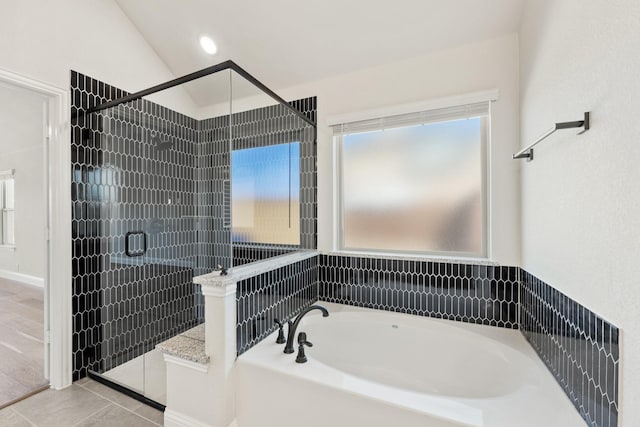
[205,35,521,265]
[0,0,196,116]
[0,84,47,279]
[519,1,640,425]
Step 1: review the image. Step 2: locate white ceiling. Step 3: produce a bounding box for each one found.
[115,0,525,108]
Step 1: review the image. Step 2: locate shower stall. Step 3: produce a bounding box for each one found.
[70,61,317,407]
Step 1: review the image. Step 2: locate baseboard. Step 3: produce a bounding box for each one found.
[164,409,215,427]
[0,269,44,288]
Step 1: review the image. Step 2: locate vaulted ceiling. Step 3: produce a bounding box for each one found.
[115,0,525,108]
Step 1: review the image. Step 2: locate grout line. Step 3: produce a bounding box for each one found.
[15,330,44,344]
[78,380,162,425]
[70,401,114,427]
[8,407,37,427]
[77,381,140,408]
[131,408,163,426]
[0,340,24,354]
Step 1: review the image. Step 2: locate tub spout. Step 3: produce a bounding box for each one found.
[284,305,329,354]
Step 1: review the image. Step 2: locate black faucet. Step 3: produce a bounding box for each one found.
[283,305,329,354]
[295,332,313,363]
[273,319,286,344]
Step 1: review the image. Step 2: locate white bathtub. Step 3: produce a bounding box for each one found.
[235,302,585,427]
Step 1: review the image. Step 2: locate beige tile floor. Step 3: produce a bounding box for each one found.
[0,378,164,426]
[0,278,47,406]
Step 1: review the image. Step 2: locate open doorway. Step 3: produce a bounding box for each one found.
[0,69,72,407]
[0,79,50,407]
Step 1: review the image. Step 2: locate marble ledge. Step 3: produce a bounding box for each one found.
[157,324,209,365]
[193,250,319,288]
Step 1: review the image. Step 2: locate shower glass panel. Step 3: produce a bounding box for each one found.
[75,70,232,405]
[228,69,315,266]
[72,63,315,407]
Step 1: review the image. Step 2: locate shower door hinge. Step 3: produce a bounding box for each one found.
[44,330,51,344]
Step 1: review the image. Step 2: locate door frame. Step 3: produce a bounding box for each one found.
[0,67,72,390]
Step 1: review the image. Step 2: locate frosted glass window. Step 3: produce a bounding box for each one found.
[232,142,300,246]
[0,172,16,246]
[340,117,486,256]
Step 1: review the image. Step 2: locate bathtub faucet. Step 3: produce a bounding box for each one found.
[283,305,329,354]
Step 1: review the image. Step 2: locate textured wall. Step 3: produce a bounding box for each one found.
[0,0,196,115]
[519,2,640,425]
[260,35,521,265]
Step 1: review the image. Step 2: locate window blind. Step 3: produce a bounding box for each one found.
[332,101,490,136]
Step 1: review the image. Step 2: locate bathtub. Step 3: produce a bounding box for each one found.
[235,302,585,427]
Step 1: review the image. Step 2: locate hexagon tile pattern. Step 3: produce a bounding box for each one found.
[521,270,619,427]
[319,254,519,328]
[236,256,318,355]
[198,97,317,269]
[71,71,201,380]
[71,70,318,381]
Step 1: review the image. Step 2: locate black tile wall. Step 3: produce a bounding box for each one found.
[319,255,519,328]
[199,97,317,268]
[236,256,318,355]
[239,254,618,427]
[71,71,201,380]
[520,270,619,427]
[71,71,318,380]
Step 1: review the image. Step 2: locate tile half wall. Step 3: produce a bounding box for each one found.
[237,253,619,427]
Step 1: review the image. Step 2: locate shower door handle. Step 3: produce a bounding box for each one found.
[125,231,147,257]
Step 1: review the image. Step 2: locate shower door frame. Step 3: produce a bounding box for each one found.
[0,67,72,391]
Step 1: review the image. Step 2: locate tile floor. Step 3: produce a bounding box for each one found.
[0,278,47,406]
[0,378,164,426]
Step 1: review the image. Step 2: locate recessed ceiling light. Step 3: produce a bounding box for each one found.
[199,36,218,55]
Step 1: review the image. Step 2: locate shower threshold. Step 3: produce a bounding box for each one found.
[88,348,167,411]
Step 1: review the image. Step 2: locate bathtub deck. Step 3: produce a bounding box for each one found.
[235,302,586,427]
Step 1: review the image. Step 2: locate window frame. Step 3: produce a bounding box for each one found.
[333,98,493,260]
[0,169,16,249]
[230,141,302,248]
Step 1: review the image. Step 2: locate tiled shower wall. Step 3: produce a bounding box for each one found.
[200,97,317,268]
[520,270,619,427]
[71,72,317,379]
[71,72,200,379]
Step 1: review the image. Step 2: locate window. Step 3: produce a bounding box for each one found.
[231,142,300,246]
[334,102,489,257]
[0,170,16,247]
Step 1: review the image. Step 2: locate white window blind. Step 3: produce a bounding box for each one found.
[332,101,490,135]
